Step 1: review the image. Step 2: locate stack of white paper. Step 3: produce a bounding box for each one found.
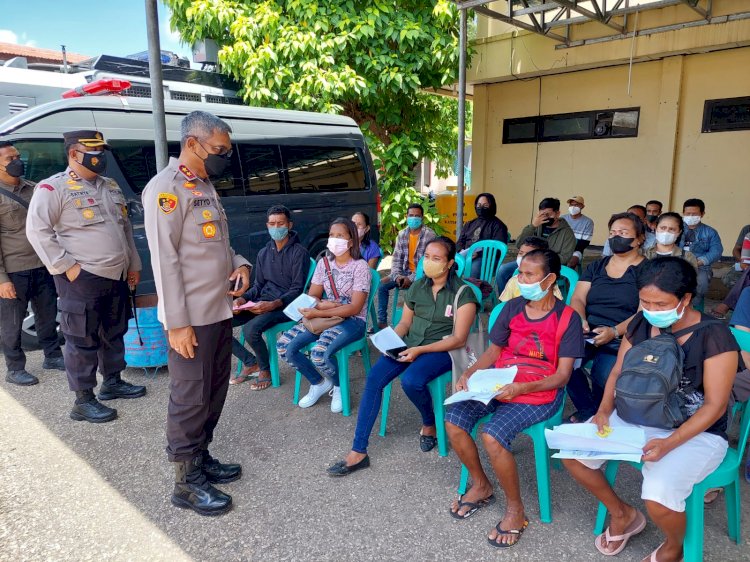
[443,367,518,406]
[545,424,647,462]
[283,294,319,322]
[369,327,407,356]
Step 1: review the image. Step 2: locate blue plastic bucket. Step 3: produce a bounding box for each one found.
[124,306,168,369]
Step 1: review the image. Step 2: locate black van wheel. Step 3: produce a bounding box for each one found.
[309,238,328,261]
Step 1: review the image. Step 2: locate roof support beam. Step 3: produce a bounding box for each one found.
[473,4,570,44]
[549,0,625,33]
[680,0,709,19]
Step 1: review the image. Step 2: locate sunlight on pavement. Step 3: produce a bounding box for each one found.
[0,387,192,562]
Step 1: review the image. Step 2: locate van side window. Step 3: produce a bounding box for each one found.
[282,146,366,193]
[237,144,283,194]
[12,140,67,182]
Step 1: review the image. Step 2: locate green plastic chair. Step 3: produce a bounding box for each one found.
[511,265,579,306]
[454,302,566,524]
[291,270,380,416]
[378,281,484,457]
[462,240,508,286]
[593,327,750,562]
[235,258,316,387]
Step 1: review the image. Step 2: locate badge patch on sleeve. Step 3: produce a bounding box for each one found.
[158,192,178,214]
[201,209,213,220]
[82,209,95,220]
[202,222,217,238]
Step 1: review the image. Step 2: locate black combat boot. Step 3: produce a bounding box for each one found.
[98,373,146,400]
[6,369,39,386]
[171,456,232,516]
[70,389,117,423]
[202,449,242,484]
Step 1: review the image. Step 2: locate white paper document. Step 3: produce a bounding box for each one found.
[369,327,407,356]
[545,424,647,462]
[443,367,518,406]
[283,294,319,322]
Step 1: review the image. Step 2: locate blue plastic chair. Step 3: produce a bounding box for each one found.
[291,270,380,416]
[593,327,750,562]
[454,302,566,524]
[511,265,579,306]
[463,240,508,286]
[235,258,316,387]
[378,281,484,457]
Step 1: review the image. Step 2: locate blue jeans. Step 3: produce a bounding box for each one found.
[566,340,620,418]
[495,261,517,293]
[377,279,399,324]
[351,351,452,454]
[694,266,711,310]
[230,309,289,371]
[277,317,365,386]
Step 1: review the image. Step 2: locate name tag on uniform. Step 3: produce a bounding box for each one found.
[445,305,453,317]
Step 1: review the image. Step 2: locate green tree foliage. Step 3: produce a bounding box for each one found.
[166,0,467,251]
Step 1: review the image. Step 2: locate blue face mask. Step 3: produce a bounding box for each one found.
[406,216,423,230]
[518,274,551,302]
[642,302,685,329]
[268,226,289,241]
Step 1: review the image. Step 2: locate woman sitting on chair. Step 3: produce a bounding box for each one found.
[327,237,478,476]
[445,249,584,548]
[563,257,741,562]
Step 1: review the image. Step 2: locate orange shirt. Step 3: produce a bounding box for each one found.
[408,231,419,272]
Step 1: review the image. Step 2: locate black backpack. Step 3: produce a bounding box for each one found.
[614,320,717,430]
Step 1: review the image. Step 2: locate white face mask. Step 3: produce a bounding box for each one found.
[327,237,350,257]
[683,215,701,227]
[568,206,581,216]
[655,231,677,246]
[516,255,523,267]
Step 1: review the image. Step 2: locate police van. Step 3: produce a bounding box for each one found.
[0,95,379,346]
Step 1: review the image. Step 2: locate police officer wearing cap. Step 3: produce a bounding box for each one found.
[0,141,65,386]
[142,111,250,516]
[26,130,145,423]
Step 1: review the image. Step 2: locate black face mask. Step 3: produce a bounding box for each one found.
[3,159,24,178]
[475,206,492,219]
[543,217,555,227]
[203,153,230,177]
[646,214,658,223]
[609,235,635,254]
[77,151,107,174]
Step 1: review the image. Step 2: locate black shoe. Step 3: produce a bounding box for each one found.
[327,455,370,477]
[5,370,39,386]
[171,457,232,516]
[70,398,117,423]
[42,356,66,371]
[98,376,146,400]
[420,434,438,452]
[202,451,242,484]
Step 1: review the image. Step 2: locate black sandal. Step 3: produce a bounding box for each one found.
[419,431,438,452]
[488,518,529,549]
[449,494,496,520]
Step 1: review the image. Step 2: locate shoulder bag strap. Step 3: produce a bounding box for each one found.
[451,284,470,332]
[669,319,721,339]
[552,305,575,363]
[0,185,29,209]
[323,257,340,300]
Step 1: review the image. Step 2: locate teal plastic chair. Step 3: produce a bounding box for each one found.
[593,328,750,562]
[462,240,508,286]
[378,281,484,457]
[292,270,380,416]
[511,265,579,306]
[454,302,566,524]
[235,257,316,387]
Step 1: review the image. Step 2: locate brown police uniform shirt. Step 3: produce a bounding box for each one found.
[26,168,141,280]
[142,158,250,330]
[0,178,43,283]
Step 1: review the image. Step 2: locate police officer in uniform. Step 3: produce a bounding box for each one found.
[26,131,145,423]
[143,111,250,516]
[0,141,65,386]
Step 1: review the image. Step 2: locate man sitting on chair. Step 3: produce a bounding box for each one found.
[445,249,584,548]
[231,205,309,390]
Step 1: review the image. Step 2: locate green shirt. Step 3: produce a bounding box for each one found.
[403,277,478,348]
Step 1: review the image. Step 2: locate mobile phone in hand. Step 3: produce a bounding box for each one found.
[385,346,407,360]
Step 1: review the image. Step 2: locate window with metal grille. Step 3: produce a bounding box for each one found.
[126,85,152,98]
[503,108,639,143]
[170,91,201,102]
[205,95,243,105]
[702,97,750,133]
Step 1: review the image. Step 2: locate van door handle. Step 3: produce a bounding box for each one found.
[292,209,303,213]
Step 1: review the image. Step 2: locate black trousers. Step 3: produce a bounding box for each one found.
[231,308,289,371]
[0,266,61,371]
[166,320,232,462]
[53,270,130,391]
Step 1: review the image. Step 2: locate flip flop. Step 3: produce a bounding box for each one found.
[704,487,723,504]
[708,310,728,320]
[487,518,529,548]
[595,509,647,556]
[249,373,272,391]
[449,494,496,520]
[641,542,682,562]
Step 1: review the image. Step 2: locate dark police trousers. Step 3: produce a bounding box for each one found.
[166,320,232,462]
[0,266,61,371]
[53,270,130,391]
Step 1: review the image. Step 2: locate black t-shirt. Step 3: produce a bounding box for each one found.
[626,312,742,438]
[581,257,642,328]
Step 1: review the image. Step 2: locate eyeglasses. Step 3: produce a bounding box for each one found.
[195,138,233,158]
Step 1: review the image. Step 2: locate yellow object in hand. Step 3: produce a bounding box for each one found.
[494,383,506,392]
[596,425,613,438]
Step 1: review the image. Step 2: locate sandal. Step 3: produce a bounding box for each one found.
[704,487,723,504]
[595,509,647,556]
[249,372,272,391]
[708,309,727,320]
[449,494,496,520]
[565,410,592,424]
[641,542,683,562]
[487,518,529,548]
[230,364,259,385]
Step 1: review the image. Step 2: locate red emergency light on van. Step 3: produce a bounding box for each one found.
[61,79,131,99]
